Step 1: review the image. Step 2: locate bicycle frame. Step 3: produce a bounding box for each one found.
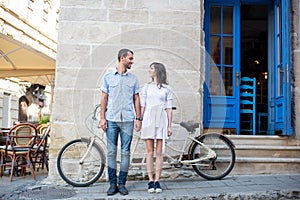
[166,135,216,166]
[129,129,216,168]
[79,135,97,165]
[85,104,217,169]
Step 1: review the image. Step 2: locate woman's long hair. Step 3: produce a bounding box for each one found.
[150,62,168,88]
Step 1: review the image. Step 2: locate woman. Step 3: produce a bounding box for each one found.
[140,62,173,193]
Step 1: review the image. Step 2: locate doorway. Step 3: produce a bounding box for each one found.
[203,0,292,135]
[240,5,268,135]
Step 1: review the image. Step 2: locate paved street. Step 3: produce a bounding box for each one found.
[1,170,300,199]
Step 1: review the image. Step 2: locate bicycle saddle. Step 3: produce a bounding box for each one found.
[179,122,199,132]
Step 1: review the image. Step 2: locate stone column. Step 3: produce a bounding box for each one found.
[291,0,300,141]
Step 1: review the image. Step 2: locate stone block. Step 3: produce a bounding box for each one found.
[150,11,200,26]
[109,9,148,24]
[89,23,122,43]
[71,89,102,117]
[60,0,103,8]
[55,68,79,88]
[104,0,126,8]
[60,7,107,21]
[51,89,76,122]
[294,50,300,84]
[50,123,78,148]
[161,29,200,49]
[126,0,146,9]
[91,45,122,69]
[120,28,161,46]
[72,68,103,89]
[169,72,201,91]
[56,43,91,68]
[58,22,121,44]
[143,0,170,10]
[170,0,201,11]
[170,25,201,43]
[173,94,201,122]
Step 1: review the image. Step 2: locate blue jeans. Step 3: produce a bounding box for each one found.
[106,121,134,185]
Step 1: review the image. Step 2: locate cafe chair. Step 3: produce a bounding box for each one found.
[31,124,51,171]
[0,123,37,181]
[240,77,256,135]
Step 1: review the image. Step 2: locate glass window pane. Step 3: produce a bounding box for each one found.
[276,6,280,32]
[222,67,233,96]
[210,66,221,95]
[279,34,282,63]
[279,4,282,31]
[276,4,282,64]
[210,36,221,64]
[210,6,221,34]
[223,37,233,65]
[223,7,233,34]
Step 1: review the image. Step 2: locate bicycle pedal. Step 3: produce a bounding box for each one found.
[174,163,183,168]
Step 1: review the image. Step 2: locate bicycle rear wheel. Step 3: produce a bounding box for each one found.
[57,138,105,187]
[189,133,235,180]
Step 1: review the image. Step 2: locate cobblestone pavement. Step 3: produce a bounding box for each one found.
[1,171,300,200]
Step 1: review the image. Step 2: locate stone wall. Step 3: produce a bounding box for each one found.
[49,0,205,182]
[292,0,300,140]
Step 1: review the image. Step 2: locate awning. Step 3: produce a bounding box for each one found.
[0,34,55,85]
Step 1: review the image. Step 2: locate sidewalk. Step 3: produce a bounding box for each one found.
[1,171,300,199]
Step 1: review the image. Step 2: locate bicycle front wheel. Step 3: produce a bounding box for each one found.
[189,133,235,180]
[57,138,105,187]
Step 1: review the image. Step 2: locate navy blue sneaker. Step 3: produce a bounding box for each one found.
[155,181,162,193]
[148,181,155,193]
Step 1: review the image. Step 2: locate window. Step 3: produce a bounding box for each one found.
[2,92,11,128]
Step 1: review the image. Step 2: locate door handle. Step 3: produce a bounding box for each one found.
[236,72,239,87]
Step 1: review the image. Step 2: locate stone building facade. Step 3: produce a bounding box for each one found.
[50,0,204,182]
[50,0,300,182]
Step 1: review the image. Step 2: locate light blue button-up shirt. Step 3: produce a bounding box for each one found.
[100,69,139,122]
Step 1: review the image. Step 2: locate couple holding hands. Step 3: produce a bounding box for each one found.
[100,48,173,196]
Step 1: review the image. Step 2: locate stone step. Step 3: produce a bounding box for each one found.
[231,157,300,175]
[228,135,290,146]
[235,145,300,158]
[222,136,300,175]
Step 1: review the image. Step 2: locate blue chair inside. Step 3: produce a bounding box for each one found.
[240,77,256,135]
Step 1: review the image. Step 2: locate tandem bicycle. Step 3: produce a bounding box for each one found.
[57,104,236,187]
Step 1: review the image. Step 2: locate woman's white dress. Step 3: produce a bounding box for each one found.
[140,83,173,141]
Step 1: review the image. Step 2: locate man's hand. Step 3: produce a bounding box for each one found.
[100,118,107,132]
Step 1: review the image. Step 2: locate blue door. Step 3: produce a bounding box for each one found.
[271,0,293,135]
[203,0,292,135]
[203,0,240,132]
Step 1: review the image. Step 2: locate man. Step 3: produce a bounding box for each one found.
[100,49,142,196]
